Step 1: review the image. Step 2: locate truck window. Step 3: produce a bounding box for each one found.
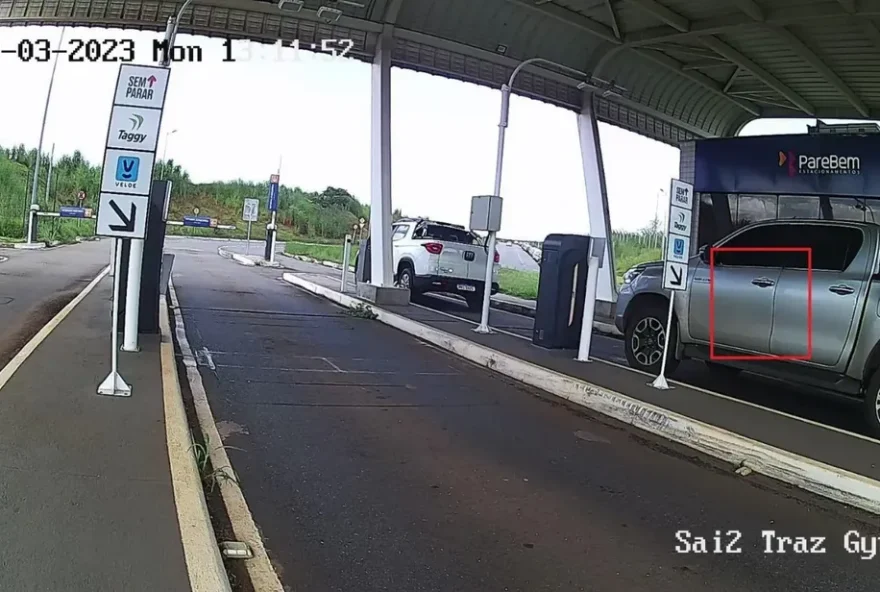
[774,224,864,272]
[422,224,480,245]
[391,224,409,241]
[714,225,789,267]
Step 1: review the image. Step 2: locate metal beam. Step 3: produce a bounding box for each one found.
[625,1,873,46]
[624,0,689,32]
[503,0,621,44]
[770,26,869,117]
[728,92,801,111]
[723,67,740,92]
[604,0,621,39]
[682,59,736,70]
[643,43,730,60]
[701,36,814,115]
[728,0,764,21]
[635,48,761,116]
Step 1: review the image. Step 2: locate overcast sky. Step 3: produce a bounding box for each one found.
[0,26,825,240]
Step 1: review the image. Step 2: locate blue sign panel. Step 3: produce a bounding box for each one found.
[267,180,279,212]
[673,237,685,258]
[694,135,880,198]
[59,206,90,219]
[182,216,213,228]
[115,156,140,182]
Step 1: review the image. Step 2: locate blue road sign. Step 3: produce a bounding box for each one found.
[182,216,213,228]
[673,237,685,258]
[268,173,280,212]
[59,206,91,219]
[115,156,140,182]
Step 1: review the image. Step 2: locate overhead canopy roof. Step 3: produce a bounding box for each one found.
[2,0,879,146]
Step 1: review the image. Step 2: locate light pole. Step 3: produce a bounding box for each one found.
[27,25,65,244]
[474,57,593,334]
[162,129,177,178]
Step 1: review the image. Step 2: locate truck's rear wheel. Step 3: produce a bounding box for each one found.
[862,369,880,438]
[624,300,679,376]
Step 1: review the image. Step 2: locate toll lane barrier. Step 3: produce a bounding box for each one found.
[281,271,880,517]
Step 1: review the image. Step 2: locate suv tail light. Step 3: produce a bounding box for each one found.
[423,242,443,255]
[494,250,500,263]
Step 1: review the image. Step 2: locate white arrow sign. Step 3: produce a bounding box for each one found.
[96,193,149,239]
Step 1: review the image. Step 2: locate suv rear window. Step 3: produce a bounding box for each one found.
[417,224,480,245]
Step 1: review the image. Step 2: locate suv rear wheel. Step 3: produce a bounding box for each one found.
[624,300,679,376]
[397,263,415,298]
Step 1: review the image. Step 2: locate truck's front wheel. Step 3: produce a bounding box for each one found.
[862,369,880,438]
[624,300,679,376]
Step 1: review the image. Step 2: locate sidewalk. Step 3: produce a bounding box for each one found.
[0,275,191,591]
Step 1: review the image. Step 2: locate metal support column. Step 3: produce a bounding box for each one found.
[575,93,615,361]
[369,25,394,288]
[577,93,615,304]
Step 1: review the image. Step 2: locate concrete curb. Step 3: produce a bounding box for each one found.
[159,301,232,592]
[12,242,46,250]
[218,246,256,267]
[282,271,880,516]
[168,281,286,592]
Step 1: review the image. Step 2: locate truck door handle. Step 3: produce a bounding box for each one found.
[751,277,775,288]
[829,284,854,295]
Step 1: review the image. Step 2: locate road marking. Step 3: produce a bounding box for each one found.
[199,347,216,370]
[169,280,285,592]
[0,265,109,393]
[158,303,232,592]
[214,364,457,376]
[322,357,344,372]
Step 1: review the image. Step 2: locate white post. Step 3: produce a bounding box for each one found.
[369,26,394,288]
[474,85,510,334]
[27,27,65,245]
[98,239,131,396]
[651,293,676,390]
[122,238,144,351]
[245,220,252,255]
[576,254,601,361]
[341,234,352,293]
[268,211,277,263]
[44,143,55,203]
[109,237,117,277]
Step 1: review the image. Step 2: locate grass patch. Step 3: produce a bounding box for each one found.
[497,268,539,300]
[284,241,359,265]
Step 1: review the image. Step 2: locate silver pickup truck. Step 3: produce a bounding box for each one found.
[614,219,880,435]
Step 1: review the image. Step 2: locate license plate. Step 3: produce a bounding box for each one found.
[457,284,476,292]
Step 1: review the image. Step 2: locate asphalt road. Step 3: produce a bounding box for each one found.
[167,237,880,592]
[256,244,871,436]
[0,240,109,365]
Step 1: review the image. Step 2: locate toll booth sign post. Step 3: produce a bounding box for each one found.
[97,238,131,397]
[652,178,695,391]
[266,174,280,264]
[341,234,352,293]
[470,195,504,334]
[243,198,259,256]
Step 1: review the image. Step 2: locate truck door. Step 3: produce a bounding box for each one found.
[769,223,869,369]
[688,224,783,355]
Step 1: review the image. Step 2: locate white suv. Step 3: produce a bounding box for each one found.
[390,218,500,310]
